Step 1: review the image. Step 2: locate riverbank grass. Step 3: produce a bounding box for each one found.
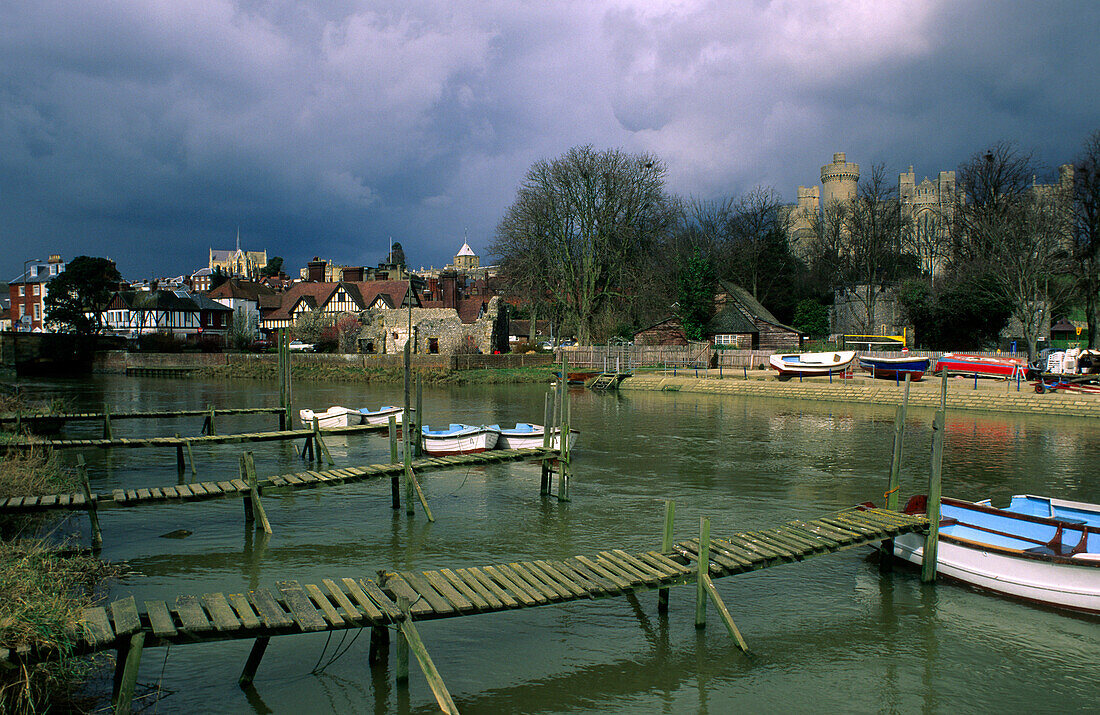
[198,361,558,384]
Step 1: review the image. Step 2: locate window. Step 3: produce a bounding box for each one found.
[32,284,39,296]
[17,286,24,296]
[34,304,41,320]
[429,337,439,354]
[713,334,740,347]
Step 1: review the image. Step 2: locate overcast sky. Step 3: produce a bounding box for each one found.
[2,1,1098,281]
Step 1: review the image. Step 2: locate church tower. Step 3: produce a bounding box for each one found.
[820,152,860,207]
[454,241,479,272]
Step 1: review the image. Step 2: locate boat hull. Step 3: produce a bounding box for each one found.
[933,353,1026,379]
[359,406,409,426]
[769,351,856,377]
[299,407,362,428]
[421,426,500,455]
[893,533,1100,613]
[858,356,929,381]
[496,425,580,451]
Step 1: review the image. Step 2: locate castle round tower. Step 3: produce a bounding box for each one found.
[820,152,859,207]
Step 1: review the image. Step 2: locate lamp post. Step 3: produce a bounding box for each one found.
[21,258,40,332]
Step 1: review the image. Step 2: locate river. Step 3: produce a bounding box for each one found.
[14,374,1100,713]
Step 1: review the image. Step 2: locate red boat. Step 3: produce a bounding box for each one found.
[933,353,1027,379]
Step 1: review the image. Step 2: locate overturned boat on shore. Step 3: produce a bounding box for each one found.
[769,351,856,380]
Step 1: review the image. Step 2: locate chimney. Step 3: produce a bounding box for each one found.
[48,255,62,264]
[307,259,327,282]
[342,266,365,282]
[442,272,457,309]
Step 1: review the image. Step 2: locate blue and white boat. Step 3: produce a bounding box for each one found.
[358,405,409,426]
[421,423,500,455]
[496,423,580,451]
[974,494,1100,528]
[769,350,856,379]
[857,355,930,381]
[892,495,1100,613]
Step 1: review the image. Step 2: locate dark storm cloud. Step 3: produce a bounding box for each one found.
[2,1,1098,280]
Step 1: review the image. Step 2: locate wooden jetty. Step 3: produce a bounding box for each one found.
[0,505,927,714]
[124,366,200,378]
[0,406,283,426]
[2,423,386,452]
[0,448,554,513]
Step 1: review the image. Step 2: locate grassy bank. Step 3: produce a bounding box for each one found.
[0,393,115,713]
[197,361,558,385]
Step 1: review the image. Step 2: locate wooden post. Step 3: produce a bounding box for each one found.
[658,499,674,612]
[701,574,750,653]
[403,410,414,517]
[184,437,197,477]
[414,375,423,458]
[240,454,254,524]
[77,454,102,547]
[540,392,551,495]
[312,416,334,466]
[558,391,571,502]
[695,516,710,628]
[238,636,270,688]
[102,402,112,440]
[368,625,390,664]
[922,410,945,583]
[940,368,948,412]
[408,467,435,522]
[208,405,217,436]
[389,415,400,509]
[397,608,459,714]
[396,596,410,683]
[244,451,272,534]
[175,433,185,474]
[113,632,145,715]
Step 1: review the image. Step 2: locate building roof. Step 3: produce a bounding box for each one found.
[262,280,418,322]
[456,241,476,257]
[707,280,799,335]
[208,279,276,301]
[110,289,233,313]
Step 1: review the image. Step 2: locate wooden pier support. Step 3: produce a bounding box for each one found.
[540,393,552,496]
[389,415,400,510]
[77,454,103,547]
[403,341,414,516]
[112,631,145,715]
[395,596,410,683]
[658,500,674,613]
[238,636,270,688]
[880,374,910,571]
[695,517,710,628]
[102,403,113,440]
[921,410,945,583]
[175,433,185,474]
[700,574,750,654]
[393,595,458,714]
[312,417,334,466]
[408,467,435,522]
[368,625,390,664]
[241,451,272,534]
[414,376,423,459]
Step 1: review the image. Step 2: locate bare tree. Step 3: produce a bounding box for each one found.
[492,146,677,343]
[953,142,1073,360]
[905,205,952,280]
[1073,130,1100,348]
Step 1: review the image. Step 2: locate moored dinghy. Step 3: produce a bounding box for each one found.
[496,423,580,450]
[891,495,1100,613]
[421,423,500,455]
[358,405,410,426]
[769,351,856,379]
[858,355,930,381]
[298,406,362,428]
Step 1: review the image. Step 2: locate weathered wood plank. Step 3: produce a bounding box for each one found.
[572,555,634,590]
[135,489,151,501]
[561,557,622,594]
[144,601,177,638]
[357,578,405,621]
[276,581,328,632]
[539,559,602,595]
[226,593,262,630]
[109,596,142,636]
[80,607,114,647]
[527,560,587,599]
[247,589,293,630]
[437,569,492,610]
[174,595,213,632]
[321,579,363,623]
[387,572,446,616]
[340,578,385,622]
[303,583,345,627]
[460,568,518,608]
[420,571,476,613]
[504,562,565,600]
[201,593,241,632]
[480,565,543,605]
[609,550,665,583]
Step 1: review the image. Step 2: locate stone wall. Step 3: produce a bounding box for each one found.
[831,284,911,337]
[358,296,507,355]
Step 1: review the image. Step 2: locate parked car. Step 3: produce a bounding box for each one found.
[289,340,314,352]
[559,339,577,347]
[251,339,273,352]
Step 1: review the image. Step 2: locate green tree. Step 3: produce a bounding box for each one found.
[492,145,678,343]
[1073,130,1100,348]
[676,250,716,341]
[791,299,829,338]
[44,256,121,334]
[260,256,284,278]
[210,267,230,290]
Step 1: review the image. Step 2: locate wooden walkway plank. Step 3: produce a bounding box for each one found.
[303,583,346,627]
[80,606,115,647]
[597,551,657,585]
[276,581,328,632]
[109,596,142,636]
[771,527,831,553]
[705,539,763,569]
[437,569,492,610]
[420,571,476,613]
[675,541,732,576]
[638,551,695,578]
[749,532,809,559]
[561,558,622,594]
[480,565,543,605]
[461,568,519,608]
[399,572,457,615]
[340,579,385,622]
[507,562,568,600]
[226,594,262,630]
[380,574,435,616]
[247,589,294,630]
[739,532,800,559]
[791,519,857,544]
[201,593,241,632]
[572,555,634,590]
[819,516,881,538]
[721,534,787,562]
[784,522,842,549]
[174,595,214,633]
[611,550,668,583]
[527,560,588,599]
[535,560,601,596]
[144,601,177,638]
[321,579,364,623]
[356,578,404,621]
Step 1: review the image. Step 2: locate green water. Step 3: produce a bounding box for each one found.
[14,375,1100,713]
